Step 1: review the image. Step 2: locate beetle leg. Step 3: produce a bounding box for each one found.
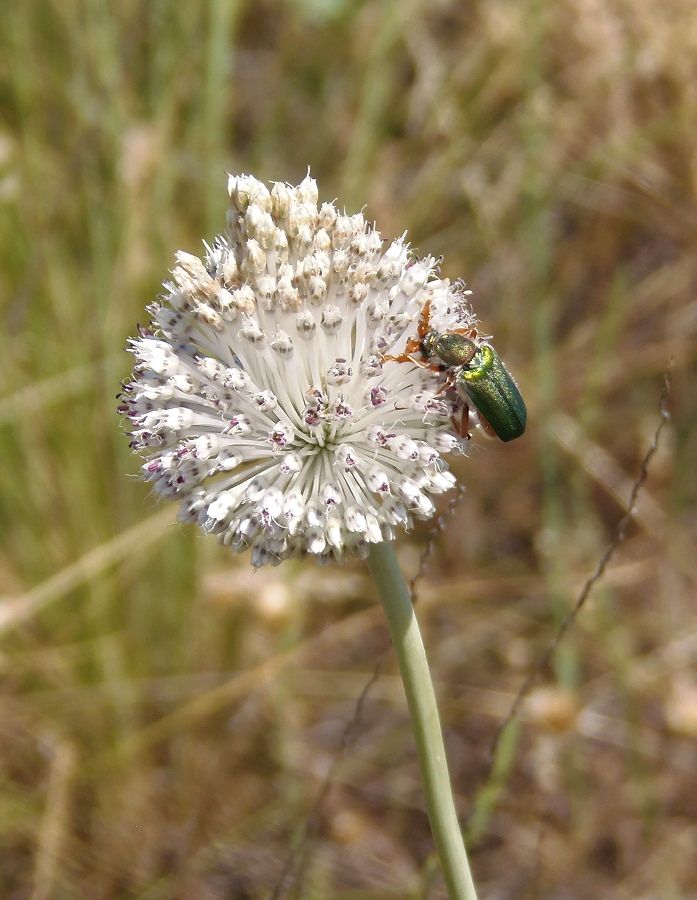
[381,351,411,363]
[382,301,435,365]
[416,299,433,340]
[407,355,443,371]
[451,403,471,438]
[475,411,498,439]
[433,370,457,395]
[381,336,423,364]
[381,352,438,371]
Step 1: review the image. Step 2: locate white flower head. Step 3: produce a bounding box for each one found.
[118,173,478,566]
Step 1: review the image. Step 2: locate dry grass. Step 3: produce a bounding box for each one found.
[0,1,696,897]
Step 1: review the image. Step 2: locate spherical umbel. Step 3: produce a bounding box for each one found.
[118,173,496,566]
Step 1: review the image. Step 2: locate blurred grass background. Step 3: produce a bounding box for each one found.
[1,0,696,897]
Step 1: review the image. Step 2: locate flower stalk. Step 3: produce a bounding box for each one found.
[367,542,478,900]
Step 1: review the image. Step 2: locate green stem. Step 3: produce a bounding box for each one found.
[367,542,478,900]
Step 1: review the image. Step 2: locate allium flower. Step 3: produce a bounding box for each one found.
[118,173,479,567]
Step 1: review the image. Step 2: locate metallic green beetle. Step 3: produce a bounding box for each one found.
[383,299,526,442]
[420,330,526,442]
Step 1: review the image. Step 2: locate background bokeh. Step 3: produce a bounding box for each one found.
[1,1,696,897]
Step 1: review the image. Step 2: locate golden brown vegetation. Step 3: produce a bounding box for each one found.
[0,1,696,897]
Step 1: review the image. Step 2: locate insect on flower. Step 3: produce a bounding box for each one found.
[382,299,527,442]
[118,172,525,566]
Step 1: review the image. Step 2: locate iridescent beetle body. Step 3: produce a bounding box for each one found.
[384,302,526,442]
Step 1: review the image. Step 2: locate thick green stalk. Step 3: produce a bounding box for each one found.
[367,542,478,900]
